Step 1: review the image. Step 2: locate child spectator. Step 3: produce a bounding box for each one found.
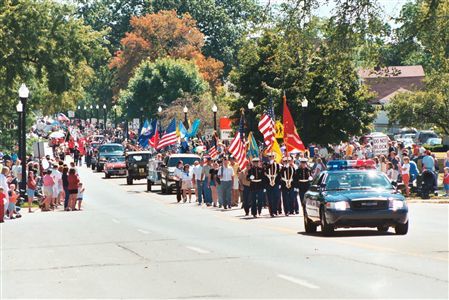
[77,182,85,210]
[0,187,5,223]
[443,167,449,197]
[8,184,19,219]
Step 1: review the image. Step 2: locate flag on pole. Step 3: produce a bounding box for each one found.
[149,126,159,149]
[258,98,275,151]
[229,132,248,170]
[138,119,152,148]
[157,118,178,149]
[177,120,188,139]
[187,119,201,138]
[271,139,283,163]
[246,132,259,160]
[283,94,305,153]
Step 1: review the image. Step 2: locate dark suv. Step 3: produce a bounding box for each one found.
[125,151,152,185]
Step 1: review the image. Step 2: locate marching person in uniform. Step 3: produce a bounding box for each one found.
[264,153,281,217]
[247,157,265,218]
[280,157,296,216]
[238,167,251,216]
[296,158,312,213]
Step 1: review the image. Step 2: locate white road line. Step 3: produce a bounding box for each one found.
[112,219,120,224]
[277,274,320,289]
[186,246,210,254]
[137,229,149,234]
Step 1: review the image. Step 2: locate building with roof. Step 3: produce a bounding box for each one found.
[358,65,425,133]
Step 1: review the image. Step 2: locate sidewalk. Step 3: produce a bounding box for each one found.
[407,198,449,204]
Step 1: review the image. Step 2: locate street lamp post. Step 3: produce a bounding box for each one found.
[113,104,117,128]
[183,105,189,129]
[140,107,144,127]
[16,101,23,166]
[212,104,218,132]
[90,105,93,124]
[18,84,29,200]
[301,97,308,145]
[247,100,254,133]
[103,104,107,130]
[77,105,81,121]
[83,105,87,122]
[158,106,162,132]
[95,104,100,127]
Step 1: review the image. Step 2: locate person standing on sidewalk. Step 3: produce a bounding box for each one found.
[217,157,233,209]
[201,157,213,206]
[26,171,37,213]
[192,160,203,205]
[401,156,411,197]
[173,161,184,203]
[62,167,70,210]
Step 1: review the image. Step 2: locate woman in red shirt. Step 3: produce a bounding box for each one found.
[67,168,80,211]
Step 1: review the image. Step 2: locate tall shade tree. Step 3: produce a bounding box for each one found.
[0,0,106,150]
[150,0,263,74]
[110,10,223,93]
[75,0,150,53]
[386,0,449,134]
[118,57,208,119]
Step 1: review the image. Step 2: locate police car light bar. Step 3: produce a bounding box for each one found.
[327,160,376,170]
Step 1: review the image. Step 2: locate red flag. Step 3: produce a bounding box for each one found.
[149,128,159,149]
[283,95,305,153]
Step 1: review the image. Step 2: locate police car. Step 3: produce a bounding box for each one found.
[303,160,409,236]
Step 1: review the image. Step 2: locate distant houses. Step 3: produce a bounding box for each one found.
[358,65,425,134]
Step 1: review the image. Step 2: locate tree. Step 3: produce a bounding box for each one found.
[230,20,376,144]
[0,0,107,150]
[386,0,449,134]
[118,58,208,120]
[75,0,150,53]
[151,0,263,74]
[110,10,223,92]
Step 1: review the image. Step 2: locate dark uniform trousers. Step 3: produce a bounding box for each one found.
[266,186,280,215]
[176,180,182,202]
[298,183,310,211]
[281,188,295,215]
[242,185,251,215]
[250,189,265,216]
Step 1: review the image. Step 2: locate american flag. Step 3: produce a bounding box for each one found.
[208,145,218,158]
[157,118,178,149]
[229,132,248,170]
[258,98,275,151]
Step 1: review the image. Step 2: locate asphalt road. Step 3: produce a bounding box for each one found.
[2,166,448,299]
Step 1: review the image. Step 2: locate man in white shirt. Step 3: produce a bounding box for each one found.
[0,167,10,214]
[192,160,203,205]
[217,157,234,209]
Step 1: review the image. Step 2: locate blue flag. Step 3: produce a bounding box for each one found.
[187,119,201,138]
[138,119,153,148]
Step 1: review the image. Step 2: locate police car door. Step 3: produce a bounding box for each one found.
[306,173,326,220]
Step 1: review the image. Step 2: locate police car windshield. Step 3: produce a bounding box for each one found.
[325,171,393,191]
[99,145,124,153]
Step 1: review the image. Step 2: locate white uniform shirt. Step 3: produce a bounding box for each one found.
[192,165,203,180]
[218,166,233,181]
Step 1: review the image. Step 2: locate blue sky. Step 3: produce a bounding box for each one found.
[260,0,411,26]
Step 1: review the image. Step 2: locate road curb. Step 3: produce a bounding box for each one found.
[407,199,449,204]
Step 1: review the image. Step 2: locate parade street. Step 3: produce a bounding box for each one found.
[1,166,447,299]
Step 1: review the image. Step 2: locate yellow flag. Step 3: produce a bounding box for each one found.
[275,121,284,139]
[271,139,283,163]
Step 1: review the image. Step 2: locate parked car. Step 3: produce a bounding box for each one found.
[424,137,442,146]
[160,154,200,194]
[96,143,125,172]
[104,156,127,178]
[147,158,163,191]
[125,151,152,185]
[414,130,438,145]
[304,160,409,236]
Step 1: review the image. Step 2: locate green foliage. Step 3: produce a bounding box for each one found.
[118,58,208,119]
[75,0,150,53]
[386,73,449,134]
[230,19,376,145]
[0,0,107,150]
[151,0,263,74]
